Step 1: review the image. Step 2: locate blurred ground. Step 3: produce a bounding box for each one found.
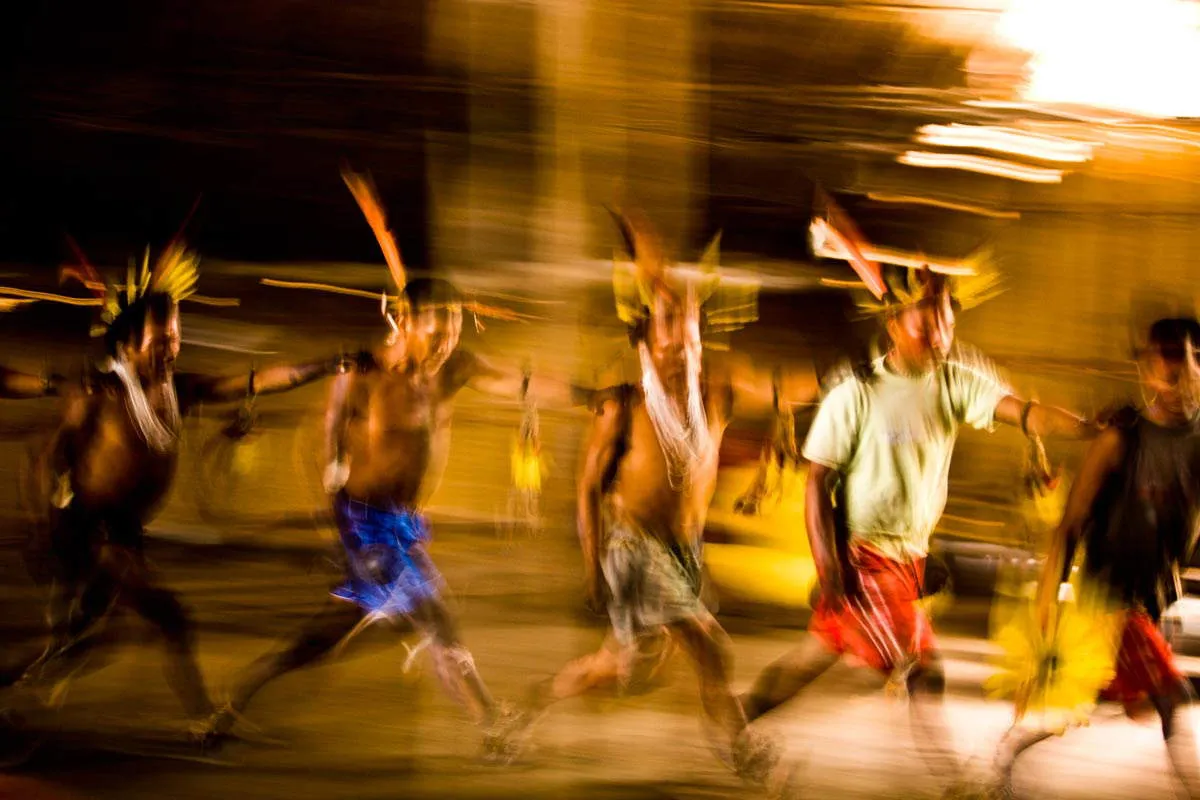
[0,261,1181,799]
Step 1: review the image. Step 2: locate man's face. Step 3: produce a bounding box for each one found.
[405,303,462,371]
[647,289,701,378]
[130,305,181,376]
[1142,339,1200,418]
[888,291,955,370]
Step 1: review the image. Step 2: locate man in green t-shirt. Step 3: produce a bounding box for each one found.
[739,266,1098,796]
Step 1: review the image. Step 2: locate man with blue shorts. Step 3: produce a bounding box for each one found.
[204,275,587,755]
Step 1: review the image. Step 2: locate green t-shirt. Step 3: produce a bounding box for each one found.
[802,354,1009,560]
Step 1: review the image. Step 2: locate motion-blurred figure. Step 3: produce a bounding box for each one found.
[205,171,588,757]
[993,317,1200,799]
[505,209,816,793]
[7,244,340,740]
[738,266,1097,797]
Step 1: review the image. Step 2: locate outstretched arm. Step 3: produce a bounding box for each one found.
[0,366,64,399]
[190,355,343,404]
[463,352,593,408]
[995,395,1100,441]
[1034,427,1123,625]
[727,355,820,419]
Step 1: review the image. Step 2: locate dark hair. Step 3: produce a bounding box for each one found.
[1146,317,1200,361]
[403,277,463,311]
[104,291,176,357]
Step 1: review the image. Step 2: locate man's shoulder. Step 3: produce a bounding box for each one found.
[589,383,640,413]
[820,357,877,400]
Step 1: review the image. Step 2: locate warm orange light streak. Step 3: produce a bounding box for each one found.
[898,151,1065,183]
[866,192,1022,219]
[915,123,1093,163]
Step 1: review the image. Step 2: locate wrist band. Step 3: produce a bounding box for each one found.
[1020,399,1037,437]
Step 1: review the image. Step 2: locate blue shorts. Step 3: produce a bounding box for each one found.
[330,494,443,617]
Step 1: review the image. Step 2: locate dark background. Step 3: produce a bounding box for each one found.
[1,0,450,269]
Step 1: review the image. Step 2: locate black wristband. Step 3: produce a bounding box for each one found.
[1020,399,1036,437]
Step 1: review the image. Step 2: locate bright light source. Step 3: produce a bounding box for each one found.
[995,0,1200,118]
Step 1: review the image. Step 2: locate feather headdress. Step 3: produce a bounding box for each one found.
[260,167,541,332]
[608,207,759,339]
[809,188,1003,318]
[60,239,205,337]
[0,233,232,333]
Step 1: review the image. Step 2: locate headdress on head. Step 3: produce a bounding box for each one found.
[60,240,203,339]
[0,199,236,330]
[852,256,1004,319]
[607,207,759,346]
[258,167,541,333]
[808,188,1003,319]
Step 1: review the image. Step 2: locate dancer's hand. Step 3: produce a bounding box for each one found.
[50,473,73,510]
[1023,434,1059,495]
[323,459,350,494]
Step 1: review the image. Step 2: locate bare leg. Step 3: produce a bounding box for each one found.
[1154,692,1200,799]
[740,634,840,723]
[991,724,1055,798]
[906,656,964,789]
[670,613,746,744]
[120,560,214,720]
[413,597,497,727]
[224,599,365,720]
[526,633,627,713]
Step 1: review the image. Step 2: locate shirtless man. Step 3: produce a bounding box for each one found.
[8,255,342,735]
[737,266,1098,796]
[503,210,816,791]
[204,276,589,752]
[992,317,1200,799]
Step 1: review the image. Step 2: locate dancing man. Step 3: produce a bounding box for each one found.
[504,209,817,792]
[738,266,1098,796]
[992,317,1200,799]
[203,171,590,754]
[8,244,343,738]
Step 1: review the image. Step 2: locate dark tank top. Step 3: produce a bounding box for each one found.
[1083,408,1200,620]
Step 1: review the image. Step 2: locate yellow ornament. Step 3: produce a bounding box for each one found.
[986,579,1123,734]
[511,438,545,494]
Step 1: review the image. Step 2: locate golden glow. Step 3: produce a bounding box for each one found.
[995,0,1200,119]
[916,124,1094,163]
[898,151,1066,183]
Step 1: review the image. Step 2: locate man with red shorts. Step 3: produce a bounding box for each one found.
[993,317,1200,798]
[738,266,1096,796]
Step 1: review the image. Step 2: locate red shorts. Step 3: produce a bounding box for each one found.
[809,545,937,674]
[1098,608,1184,714]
